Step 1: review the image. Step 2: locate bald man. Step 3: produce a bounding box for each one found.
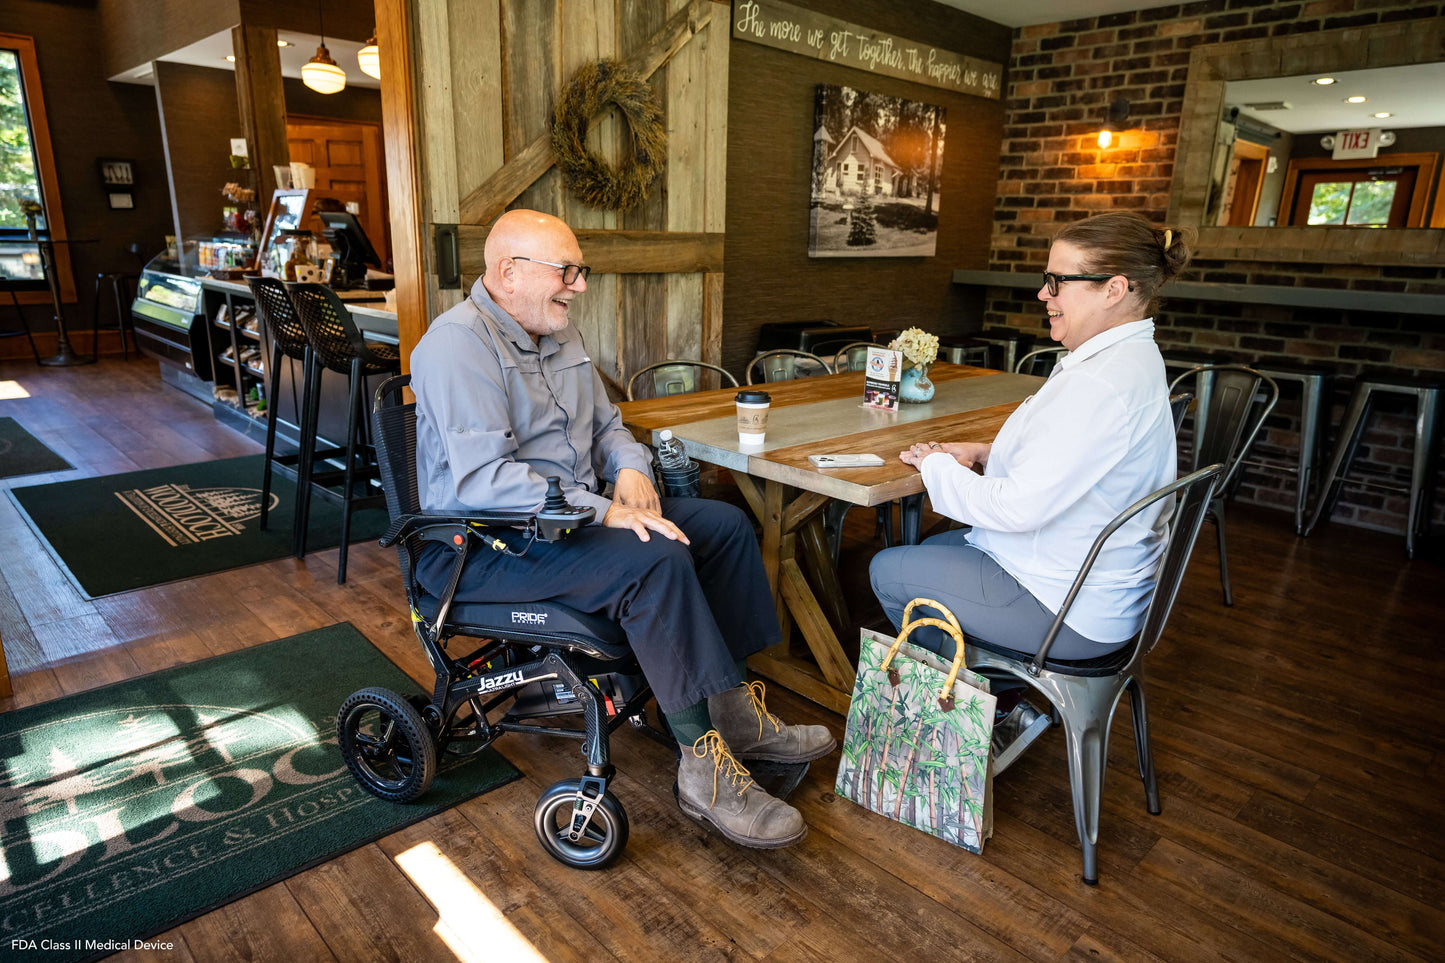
[410,210,834,849]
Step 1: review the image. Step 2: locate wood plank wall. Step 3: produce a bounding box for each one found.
[721,0,1012,375]
[412,0,729,385]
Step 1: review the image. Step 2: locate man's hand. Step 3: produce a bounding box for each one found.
[612,467,660,512]
[602,503,690,544]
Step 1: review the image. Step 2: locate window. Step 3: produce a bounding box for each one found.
[1283,154,1436,230]
[1,32,72,297]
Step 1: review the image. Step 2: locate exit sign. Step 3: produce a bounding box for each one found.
[1332,128,1382,160]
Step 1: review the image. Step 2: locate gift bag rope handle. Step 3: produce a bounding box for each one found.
[881,598,969,708]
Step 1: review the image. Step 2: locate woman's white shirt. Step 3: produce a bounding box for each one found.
[918,319,1176,644]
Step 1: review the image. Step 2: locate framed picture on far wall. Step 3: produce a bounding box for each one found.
[98,158,134,187]
[808,84,947,258]
[107,192,134,210]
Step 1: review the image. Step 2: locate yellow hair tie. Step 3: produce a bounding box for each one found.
[1163,229,1173,250]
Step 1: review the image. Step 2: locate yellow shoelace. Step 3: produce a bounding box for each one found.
[691,730,754,808]
[744,680,784,740]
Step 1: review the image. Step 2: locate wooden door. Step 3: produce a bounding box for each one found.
[287,118,390,267]
[1222,139,1268,227]
[390,0,729,382]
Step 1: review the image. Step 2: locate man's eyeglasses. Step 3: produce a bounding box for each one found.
[1042,272,1117,297]
[512,256,591,285]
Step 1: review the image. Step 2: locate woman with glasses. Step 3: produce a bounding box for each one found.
[869,212,1192,766]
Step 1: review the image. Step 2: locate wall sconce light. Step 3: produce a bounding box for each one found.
[1097,98,1130,149]
[301,2,346,94]
[358,33,380,80]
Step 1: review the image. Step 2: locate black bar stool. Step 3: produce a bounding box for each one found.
[90,272,138,361]
[1245,361,1334,535]
[1,283,42,364]
[1303,372,1442,559]
[250,277,347,558]
[287,282,401,583]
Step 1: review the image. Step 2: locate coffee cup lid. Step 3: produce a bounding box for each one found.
[735,390,771,404]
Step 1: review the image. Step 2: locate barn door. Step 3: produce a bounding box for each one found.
[383,0,728,383]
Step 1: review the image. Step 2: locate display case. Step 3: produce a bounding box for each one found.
[131,246,212,402]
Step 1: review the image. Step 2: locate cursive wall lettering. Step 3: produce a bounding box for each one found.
[732,0,1001,100]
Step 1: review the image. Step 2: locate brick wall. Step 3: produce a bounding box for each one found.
[984,0,1445,537]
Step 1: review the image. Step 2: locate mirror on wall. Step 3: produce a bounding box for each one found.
[1169,19,1445,264]
[1207,62,1445,229]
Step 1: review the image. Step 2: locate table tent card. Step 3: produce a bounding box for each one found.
[863,346,902,410]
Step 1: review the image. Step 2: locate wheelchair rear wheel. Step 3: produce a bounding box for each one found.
[534,779,629,869]
[337,687,437,802]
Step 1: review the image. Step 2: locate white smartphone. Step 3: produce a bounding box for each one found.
[808,454,885,468]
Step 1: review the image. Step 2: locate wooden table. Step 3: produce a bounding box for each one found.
[617,363,1042,714]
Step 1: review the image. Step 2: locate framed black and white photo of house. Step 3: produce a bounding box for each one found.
[808,85,946,258]
[98,158,134,187]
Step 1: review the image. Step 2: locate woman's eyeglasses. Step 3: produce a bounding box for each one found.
[512,256,591,285]
[1042,272,1117,297]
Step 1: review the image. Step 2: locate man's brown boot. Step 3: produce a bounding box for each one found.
[676,731,807,848]
[708,681,837,764]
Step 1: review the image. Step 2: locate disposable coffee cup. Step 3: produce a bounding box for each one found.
[735,389,771,445]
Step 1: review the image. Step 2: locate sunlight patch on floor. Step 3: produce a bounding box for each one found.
[0,380,31,399]
[394,840,549,963]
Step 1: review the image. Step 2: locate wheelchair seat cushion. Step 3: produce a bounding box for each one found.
[416,594,632,660]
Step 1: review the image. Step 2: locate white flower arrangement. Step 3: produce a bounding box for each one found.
[888,327,939,369]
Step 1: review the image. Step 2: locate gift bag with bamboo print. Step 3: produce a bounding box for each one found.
[835,599,996,853]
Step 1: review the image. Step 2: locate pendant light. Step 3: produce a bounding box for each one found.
[357,33,380,80]
[301,2,346,94]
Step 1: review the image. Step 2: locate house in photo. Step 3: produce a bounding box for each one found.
[823,125,901,197]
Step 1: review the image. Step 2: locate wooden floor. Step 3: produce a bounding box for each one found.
[2,355,1443,963]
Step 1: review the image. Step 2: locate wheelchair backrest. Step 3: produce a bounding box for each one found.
[372,374,422,591]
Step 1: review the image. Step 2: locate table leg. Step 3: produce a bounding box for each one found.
[742,476,857,714]
[35,238,94,367]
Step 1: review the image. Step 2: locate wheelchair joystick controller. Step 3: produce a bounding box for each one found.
[536,476,595,541]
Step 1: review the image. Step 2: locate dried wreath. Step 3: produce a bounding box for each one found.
[551,59,667,212]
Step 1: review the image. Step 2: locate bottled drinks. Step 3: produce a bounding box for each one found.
[655,429,690,470]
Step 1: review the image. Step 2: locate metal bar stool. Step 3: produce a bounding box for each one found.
[970,328,1035,374]
[287,282,402,583]
[1303,372,1442,559]
[938,336,990,367]
[90,272,138,361]
[1242,362,1334,535]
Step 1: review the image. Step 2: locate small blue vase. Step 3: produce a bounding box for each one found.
[899,364,935,404]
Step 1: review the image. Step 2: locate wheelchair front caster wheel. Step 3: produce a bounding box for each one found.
[337,687,437,802]
[534,779,629,869]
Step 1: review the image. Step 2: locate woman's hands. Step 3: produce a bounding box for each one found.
[898,441,992,472]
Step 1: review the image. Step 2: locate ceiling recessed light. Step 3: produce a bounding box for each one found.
[1344,96,1367,104]
[1374,112,1392,119]
[1312,77,1336,86]
[277,40,289,47]
[225,55,235,63]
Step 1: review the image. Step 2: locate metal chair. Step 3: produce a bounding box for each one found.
[831,341,885,374]
[964,464,1225,884]
[1167,365,1278,606]
[1169,392,1193,432]
[626,360,737,400]
[1015,346,1067,376]
[746,349,832,385]
[287,282,402,583]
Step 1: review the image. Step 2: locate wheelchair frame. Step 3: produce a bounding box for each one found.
[335,374,672,870]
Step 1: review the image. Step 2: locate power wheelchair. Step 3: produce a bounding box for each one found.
[336,373,672,869]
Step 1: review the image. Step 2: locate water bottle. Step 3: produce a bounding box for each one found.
[655,429,690,470]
